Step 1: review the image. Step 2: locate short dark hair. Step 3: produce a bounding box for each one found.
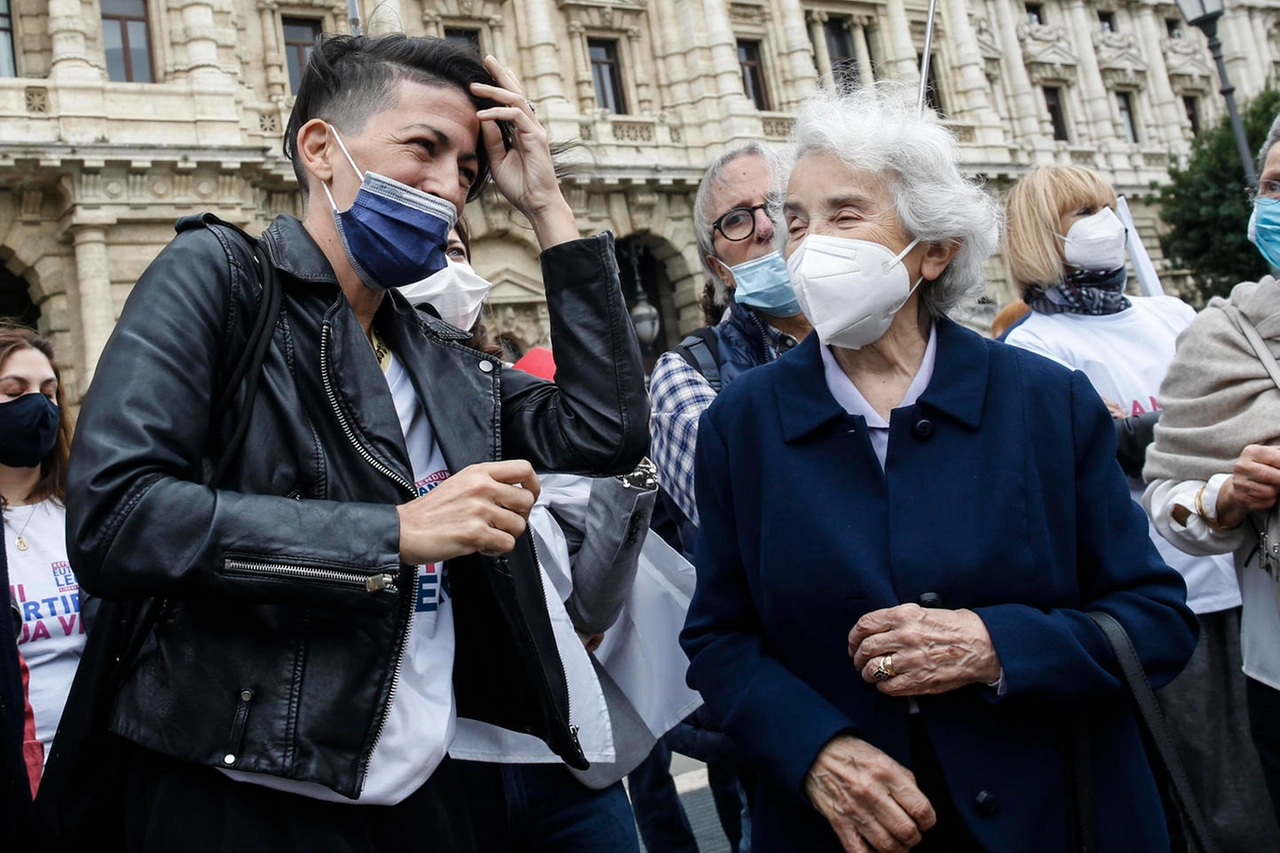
[283,33,513,203]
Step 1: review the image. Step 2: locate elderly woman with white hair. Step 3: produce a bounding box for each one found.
[679,84,1197,853]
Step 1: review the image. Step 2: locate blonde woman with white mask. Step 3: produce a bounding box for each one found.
[1003,167,1276,849]
[680,83,1196,853]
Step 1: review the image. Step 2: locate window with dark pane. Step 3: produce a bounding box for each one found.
[282,18,320,94]
[1116,91,1139,143]
[444,28,481,55]
[1043,86,1069,141]
[1165,18,1183,38]
[737,40,770,110]
[102,0,152,82]
[1098,11,1115,32]
[0,0,15,77]
[918,53,944,116]
[1025,4,1044,25]
[824,18,858,89]
[589,39,627,114]
[1183,95,1200,136]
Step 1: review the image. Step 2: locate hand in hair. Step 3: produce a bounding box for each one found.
[470,55,579,250]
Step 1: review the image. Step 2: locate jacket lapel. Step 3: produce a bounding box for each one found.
[917,318,988,431]
[377,295,502,474]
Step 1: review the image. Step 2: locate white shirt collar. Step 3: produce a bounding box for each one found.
[820,324,938,428]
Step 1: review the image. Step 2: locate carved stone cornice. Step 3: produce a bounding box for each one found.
[1162,36,1213,93]
[1094,31,1147,88]
[1017,22,1078,85]
[557,0,647,32]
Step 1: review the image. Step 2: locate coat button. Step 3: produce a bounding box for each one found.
[919,592,943,609]
[240,689,253,702]
[912,418,933,439]
[222,753,236,766]
[478,360,494,373]
[975,790,999,816]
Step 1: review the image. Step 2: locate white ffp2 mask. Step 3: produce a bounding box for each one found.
[1060,208,1127,271]
[397,259,494,331]
[786,234,922,350]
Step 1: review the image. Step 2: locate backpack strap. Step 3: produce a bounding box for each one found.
[674,327,723,394]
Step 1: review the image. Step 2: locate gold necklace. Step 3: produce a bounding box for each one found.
[5,504,37,552]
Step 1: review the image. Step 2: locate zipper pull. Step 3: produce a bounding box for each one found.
[365,573,399,594]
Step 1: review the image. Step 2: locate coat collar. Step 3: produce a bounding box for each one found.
[777,317,989,443]
[260,214,341,288]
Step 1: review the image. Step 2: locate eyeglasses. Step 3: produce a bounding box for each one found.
[711,203,771,242]
[1247,179,1280,203]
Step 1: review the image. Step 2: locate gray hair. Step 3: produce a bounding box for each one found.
[784,82,1001,319]
[693,142,784,306]
[1258,113,1280,177]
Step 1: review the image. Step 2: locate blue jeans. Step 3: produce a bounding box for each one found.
[455,760,639,853]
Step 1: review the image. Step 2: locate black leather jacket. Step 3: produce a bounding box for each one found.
[66,215,648,798]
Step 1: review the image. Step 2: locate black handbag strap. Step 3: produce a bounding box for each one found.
[1086,611,1218,853]
[107,241,280,693]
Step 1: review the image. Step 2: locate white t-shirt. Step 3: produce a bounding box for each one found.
[1004,297,1241,614]
[226,351,456,804]
[6,499,83,765]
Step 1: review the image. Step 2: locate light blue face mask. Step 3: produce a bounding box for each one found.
[1249,199,1280,270]
[722,251,801,317]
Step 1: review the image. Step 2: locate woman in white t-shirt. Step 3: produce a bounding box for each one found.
[0,325,79,797]
[1002,165,1279,846]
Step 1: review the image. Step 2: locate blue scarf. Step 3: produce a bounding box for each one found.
[1024,267,1131,316]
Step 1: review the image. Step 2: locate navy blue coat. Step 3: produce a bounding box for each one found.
[680,318,1198,852]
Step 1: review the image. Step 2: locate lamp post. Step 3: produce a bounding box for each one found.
[625,242,662,353]
[1174,0,1258,186]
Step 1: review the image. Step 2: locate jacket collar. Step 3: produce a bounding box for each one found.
[260,215,342,288]
[777,317,988,443]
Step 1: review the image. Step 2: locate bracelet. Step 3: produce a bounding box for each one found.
[1195,484,1241,533]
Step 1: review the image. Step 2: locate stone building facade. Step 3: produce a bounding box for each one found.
[0,0,1276,399]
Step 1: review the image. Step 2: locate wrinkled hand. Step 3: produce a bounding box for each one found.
[1101,397,1127,420]
[849,604,1001,696]
[469,56,577,249]
[803,734,936,852]
[397,460,540,565]
[1217,444,1280,529]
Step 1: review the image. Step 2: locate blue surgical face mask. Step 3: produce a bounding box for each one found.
[721,251,801,317]
[321,125,458,292]
[1249,199,1280,270]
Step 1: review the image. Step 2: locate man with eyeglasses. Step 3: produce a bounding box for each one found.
[637,143,811,853]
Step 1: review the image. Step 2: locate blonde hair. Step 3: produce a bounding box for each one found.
[1004,165,1118,293]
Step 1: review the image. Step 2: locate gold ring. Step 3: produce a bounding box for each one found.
[873,654,897,681]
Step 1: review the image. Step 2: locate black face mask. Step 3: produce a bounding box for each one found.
[0,393,60,469]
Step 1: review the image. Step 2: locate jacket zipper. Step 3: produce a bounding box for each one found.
[524,533,582,758]
[224,557,399,593]
[320,322,419,792]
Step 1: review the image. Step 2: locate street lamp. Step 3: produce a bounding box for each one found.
[1174,0,1258,186]
[624,242,662,352]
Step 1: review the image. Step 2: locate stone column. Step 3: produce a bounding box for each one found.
[702,0,751,112]
[47,0,99,80]
[516,0,570,115]
[69,226,114,393]
[776,0,818,105]
[1135,4,1185,146]
[258,1,287,99]
[364,0,403,35]
[993,0,1040,138]
[853,19,875,84]
[421,11,442,38]
[1065,0,1114,142]
[488,16,509,66]
[651,0,693,115]
[626,27,654,114]
[567,22,594,113]
[808,11,833,81]
[945,0,998,119]
[884,0,921,84]
[171,0,227,82]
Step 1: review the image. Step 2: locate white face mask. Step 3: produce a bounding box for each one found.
[1059,208,1127,271]
[397,259,494,331]
[786,234,922,350]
